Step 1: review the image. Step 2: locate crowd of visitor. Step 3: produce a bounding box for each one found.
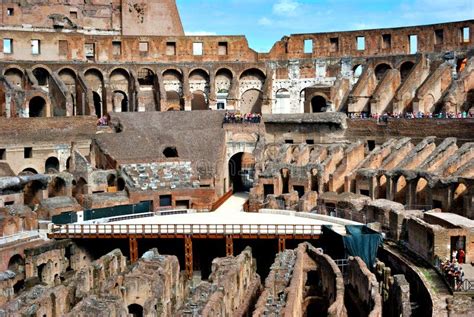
[224,112,262,123]
[349,111,472,121]
[440,249,467,291]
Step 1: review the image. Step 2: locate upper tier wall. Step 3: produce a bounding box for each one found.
[0,20,472,63]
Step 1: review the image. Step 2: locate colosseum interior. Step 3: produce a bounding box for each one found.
[0,1,473,316]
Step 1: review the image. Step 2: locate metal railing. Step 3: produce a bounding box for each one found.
[334,258,349,277]
[48,223,323,236]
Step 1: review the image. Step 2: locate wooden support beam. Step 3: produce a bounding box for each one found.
[225,235,233,256]
[184,235,193,279]
[129,237,138,263]
[278,237,286,253]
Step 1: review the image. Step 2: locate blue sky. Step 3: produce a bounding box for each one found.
[176,0,474,52]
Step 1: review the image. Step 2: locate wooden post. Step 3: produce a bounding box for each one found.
[129,237,138,263]
[278,237,286,253]
[184,235,193,279]
[225,236,233,257]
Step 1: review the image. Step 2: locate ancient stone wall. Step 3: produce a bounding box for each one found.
[345,256,382,317]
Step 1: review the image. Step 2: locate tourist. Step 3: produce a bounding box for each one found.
[458,249,465,264]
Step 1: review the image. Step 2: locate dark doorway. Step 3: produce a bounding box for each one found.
[375,63,391,81]
[29,96,46,117]
[400,61,415,82]
[127,304,143,317]
[311,96,326,113]
[293,185,305,198]
[263,184,274,197]
[45,157,60,173]
[229,152,255,193]
[93,91,102,118]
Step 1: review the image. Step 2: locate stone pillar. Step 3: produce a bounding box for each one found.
[386,176,395,201]
[407,179,417,208]
[182,69,192,111]
[209,70,217,109]
[446,184,454,211]
[369,176,377,200]
[156,68,166,111]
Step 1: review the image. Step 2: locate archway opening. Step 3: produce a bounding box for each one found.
[33,67,49,86]
[353,64,363,79]
[24,180,44,207]
[73,178,88,198]
[166,90,183,111]
[191,91,208,110]
[113,90,128,112]
[128,304,144,317]
[4,68,23,88]
[311,96,327,113]
[395,176,407,204]
[275,88,290,114]
[138,68,154,86]
[400,61,415,82]
[281,168,290,194]
[416,177,429,207]
[378,175,387,199]
[29,96,46,117]
[374,63,391,81]
[37,263,46,283]
[240,89,263,114]
[229,152,255,193]
[93,91,102,118]
[49,177,67,197]
[19,168,38,176]
[8,254,25,274]
[45,157,60,174]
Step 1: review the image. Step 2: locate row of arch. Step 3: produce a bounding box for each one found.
[3,65,268,116]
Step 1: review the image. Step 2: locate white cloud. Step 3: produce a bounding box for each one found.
[273,0,301,16]
[185,30,217,36]
[258,17,273,26]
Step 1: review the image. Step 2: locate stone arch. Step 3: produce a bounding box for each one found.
[377,175,387,199]
[165,90,183,111]
[32,67,50,86]
[73,177,88,197]
[399,61,415,82]
[189,68,210,95]
[85,68,105,117]
[107,174,116,187]
[24,180,45,206]
[8,254,24,273]
[275,88,290,114]
[163,69,183,108]
[239,68,266,81]
[4,67,24,88]
[353,64,363,78]
[137,68,155,86]
[113,90,128,112]
[240,89,263,113]
[29,96,47,117]
[109,68,130,90]
[416,177,429,207]
[394,176,407,204]
[19,168,38,175]
[191,90,209,110]
[311,95,327,113]
[117,177,126,191]
[422,94,436,113]
[59,68,77,115]
[228,152,255,193]
[49,176,67,197]
[374,63,392,81]
[45,157,60,173]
